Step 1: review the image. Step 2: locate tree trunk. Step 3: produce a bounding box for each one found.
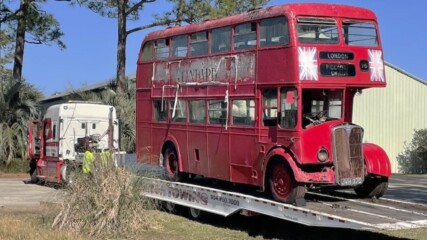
[116,0,127,95]
[13,0,29,81]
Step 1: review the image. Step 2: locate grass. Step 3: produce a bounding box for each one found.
[1,205,426,240]
[0,158,28,173]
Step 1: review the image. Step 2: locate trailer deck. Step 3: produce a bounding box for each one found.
[142,178,427,230]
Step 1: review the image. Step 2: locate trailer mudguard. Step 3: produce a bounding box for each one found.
[363,143,391,177]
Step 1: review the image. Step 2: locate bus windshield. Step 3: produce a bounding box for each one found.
[297,17,339,44]
[342,21,378,46]
[302,89,343,128]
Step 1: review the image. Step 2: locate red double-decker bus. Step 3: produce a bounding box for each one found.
[135,3,391,205]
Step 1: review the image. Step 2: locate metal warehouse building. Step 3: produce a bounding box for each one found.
[353,63,427,173]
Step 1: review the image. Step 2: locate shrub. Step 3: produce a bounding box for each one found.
[52,152,161,238]
[397,129,427,174]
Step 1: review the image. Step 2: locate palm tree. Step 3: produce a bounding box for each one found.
[0,77,42,165]
[68,78,136,153]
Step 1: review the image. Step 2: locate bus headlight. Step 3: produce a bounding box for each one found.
[317,148,329,162]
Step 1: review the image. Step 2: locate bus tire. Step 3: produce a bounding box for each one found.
[163,145,183,182]
[268,159,305,205]
[354,176,388,198]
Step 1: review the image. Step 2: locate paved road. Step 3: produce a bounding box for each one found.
[0,174,425,209]
[0,178,62,208]
[385,174,427,204]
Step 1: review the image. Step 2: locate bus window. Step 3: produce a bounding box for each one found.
[189,100,206,123]
[170,100,187,122]
[208,100,227,124]
[297,17,338,44]
[262,89,277,126]
[153,100,167,121]
[302,89,343,128]
[342,21,378,46]
[280,88,297,128]
[232,99,255,126]
[172,35,188,58]
[190,32,208,56]
[141,41,153,61]
[234,22,256,50]
[260,17,289,47]
[211,27,231,53]
[156,39,169,59]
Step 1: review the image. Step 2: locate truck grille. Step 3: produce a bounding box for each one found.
[332,124,364,186]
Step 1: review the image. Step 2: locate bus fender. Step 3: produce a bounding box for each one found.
[363,143,392,177]
[262,147,303,190]
[162,136,184,172]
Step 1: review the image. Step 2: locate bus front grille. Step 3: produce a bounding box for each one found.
[332,124,364,186]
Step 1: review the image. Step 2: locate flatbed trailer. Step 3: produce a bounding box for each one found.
[142,178,427,230]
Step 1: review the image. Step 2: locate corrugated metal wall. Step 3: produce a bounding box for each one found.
[353,64,427,173]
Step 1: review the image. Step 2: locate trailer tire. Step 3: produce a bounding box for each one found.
[268,159,305,205]
[163,145,183,182]
[354,177,388,198]
[188,207,204,220]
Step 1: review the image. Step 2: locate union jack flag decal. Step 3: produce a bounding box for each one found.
[298,47,318,81]
[368,49,385,82]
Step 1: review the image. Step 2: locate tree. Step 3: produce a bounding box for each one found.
[75,0,155,96]
[397,129,427,174]
[1,0,65,81]
[0,76,42,165]
[154,0,270,26]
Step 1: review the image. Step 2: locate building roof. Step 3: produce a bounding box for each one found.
[385,62,426,86]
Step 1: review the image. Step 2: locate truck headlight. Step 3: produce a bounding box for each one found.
[317,148,329,162]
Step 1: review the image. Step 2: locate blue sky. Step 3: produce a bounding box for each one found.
[18,0,427,96]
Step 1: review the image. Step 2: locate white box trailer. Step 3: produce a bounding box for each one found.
[28,102,120,183]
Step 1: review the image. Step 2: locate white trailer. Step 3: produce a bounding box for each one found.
[142,177,427,230]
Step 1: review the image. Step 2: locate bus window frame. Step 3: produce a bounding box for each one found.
[259,16,290,48]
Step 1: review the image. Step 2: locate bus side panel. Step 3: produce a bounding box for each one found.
[207,126,230,181]
[136,90,156,164]
[136,63,153,89]
[187,125,208,176]
[257,48,296,83]
[229,128,258,184]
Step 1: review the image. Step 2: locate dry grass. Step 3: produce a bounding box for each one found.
[52,153,161,239]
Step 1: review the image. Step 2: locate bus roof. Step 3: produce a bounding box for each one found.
[144,3,377,42]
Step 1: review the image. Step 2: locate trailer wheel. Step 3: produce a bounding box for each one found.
[188,207,204,220]
[268,159,305,205]
[163,145,183,181]
[354,176,388,198]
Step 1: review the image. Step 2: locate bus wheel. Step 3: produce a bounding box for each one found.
[268,159,305,205]
[354,176,388,198]
[164,145,182,181]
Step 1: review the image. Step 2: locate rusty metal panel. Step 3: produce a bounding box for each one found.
[152,53,256,85]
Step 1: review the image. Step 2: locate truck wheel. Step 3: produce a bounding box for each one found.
[29,160,38,184]
[163,145,183,182]
[354,177,388,198]
[268,159,305,205]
